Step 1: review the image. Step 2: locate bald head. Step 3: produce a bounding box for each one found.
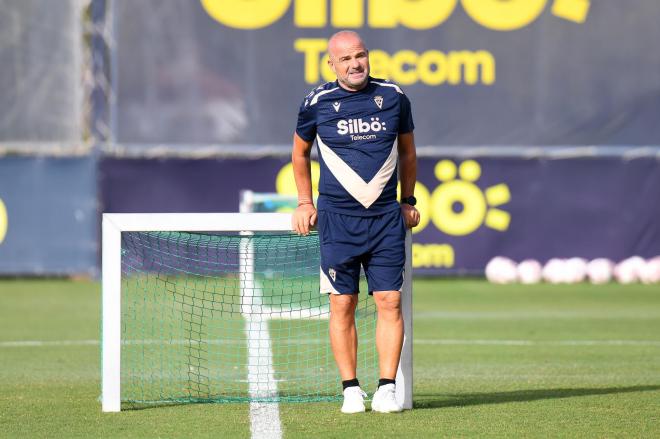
[328,31,367,61]
[327,31,370,91]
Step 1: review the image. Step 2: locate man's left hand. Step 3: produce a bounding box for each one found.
[401,204,420,229]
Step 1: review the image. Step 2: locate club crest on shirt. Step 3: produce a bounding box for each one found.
[374,95,383,109]
[328,267,336,282]
[332,102,341,112]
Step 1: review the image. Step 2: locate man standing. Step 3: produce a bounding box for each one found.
[291,30,419,414]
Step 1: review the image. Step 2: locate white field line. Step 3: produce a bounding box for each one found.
[0,338,324,347]
[260,305,329,320]
[240,248,282,439]
[244,317,282,439]
[415,339,660,347]
[415,373,660,381]
[415,310,660,320]
[3,338,660,348]
[1,340,101,347]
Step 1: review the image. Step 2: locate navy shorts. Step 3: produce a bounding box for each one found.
[318,208,406,295]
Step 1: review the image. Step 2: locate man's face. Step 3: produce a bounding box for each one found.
[328,35,370,91]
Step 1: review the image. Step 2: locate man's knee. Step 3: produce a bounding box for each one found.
[374,291,402,318]
[330,294,358,319]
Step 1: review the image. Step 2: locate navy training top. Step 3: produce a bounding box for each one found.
[296,77,414,216]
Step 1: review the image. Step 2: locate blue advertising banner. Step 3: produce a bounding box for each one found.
[410,156,660,274]
[100,156,660,275]
[110,0,660,148]
[0,157,97,275]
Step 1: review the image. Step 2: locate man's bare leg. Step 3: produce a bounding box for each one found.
[329,294,359,380]
[373,291,403,380]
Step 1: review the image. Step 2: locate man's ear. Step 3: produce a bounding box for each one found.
[327,57,335,74]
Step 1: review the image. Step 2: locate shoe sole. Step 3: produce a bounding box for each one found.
[372,408,403,413]
[341,408,365,414]
[371,403,403,413]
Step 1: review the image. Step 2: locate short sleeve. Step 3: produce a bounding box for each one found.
[295,97,317,142]
[398,94,415,134]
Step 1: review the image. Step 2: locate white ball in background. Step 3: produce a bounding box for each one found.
[613,264,635,284]
[586,258,614,284]
[501,260,519,284]
[485,257,505,283]
[565,257,588,283]
[485,256,518,284]
[614,257,645,284]
[639,256,660,284]
[517,259,542,284]
[626,256,646,274]
[542,258,567,284]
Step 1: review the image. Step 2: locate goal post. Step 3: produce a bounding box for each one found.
[101,212,412,412]
[398,228,413,409]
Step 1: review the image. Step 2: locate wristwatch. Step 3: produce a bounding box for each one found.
[401,196,417,206]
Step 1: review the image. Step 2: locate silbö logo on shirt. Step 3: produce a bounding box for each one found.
[337,117,387,141]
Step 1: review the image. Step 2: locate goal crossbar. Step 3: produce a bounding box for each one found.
[102,212,413,412]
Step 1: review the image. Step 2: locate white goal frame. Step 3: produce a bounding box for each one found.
[101,212,413,412]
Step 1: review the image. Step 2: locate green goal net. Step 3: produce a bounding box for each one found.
[118,229,377,407]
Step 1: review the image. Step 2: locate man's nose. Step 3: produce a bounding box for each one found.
[349,58,360,69]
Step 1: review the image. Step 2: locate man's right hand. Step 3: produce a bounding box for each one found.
[292,204,317,236]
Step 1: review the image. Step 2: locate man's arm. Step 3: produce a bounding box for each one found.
[291,132,317,235]
[397,131,420,229]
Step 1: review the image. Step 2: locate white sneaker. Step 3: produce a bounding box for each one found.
[371,384,403,413]
[341,386,367,414]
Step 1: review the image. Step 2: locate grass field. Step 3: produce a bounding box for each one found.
[1,278,659,438]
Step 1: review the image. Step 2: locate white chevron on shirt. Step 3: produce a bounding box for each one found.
[317,135,398,209]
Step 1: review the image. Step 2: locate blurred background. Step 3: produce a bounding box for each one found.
[1,0,659,279]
